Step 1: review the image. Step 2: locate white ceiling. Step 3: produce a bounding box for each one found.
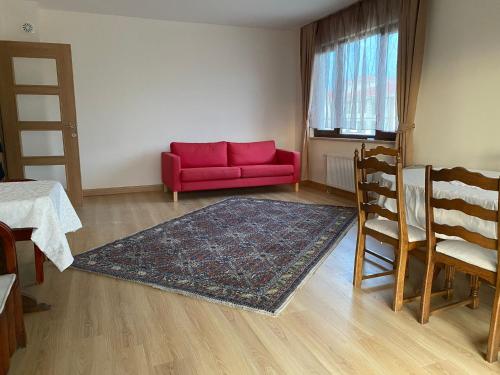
[35,0,357,29]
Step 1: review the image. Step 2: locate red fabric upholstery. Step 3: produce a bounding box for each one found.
[161,152,181,192]
[275,149,301,182]
[240,164,294,178]
[228,141,276,166]
[181,167,240,182]
[162,141,301,194]
[171,141,227,168]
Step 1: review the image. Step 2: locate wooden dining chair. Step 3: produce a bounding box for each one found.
[0,221,27,375]
[1,178,46,284]
[420,166,500,362]
[353,145,431,311]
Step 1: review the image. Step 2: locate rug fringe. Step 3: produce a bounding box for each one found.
[71,265,279,316]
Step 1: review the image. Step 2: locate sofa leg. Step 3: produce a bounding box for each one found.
[172,191,178,202]
[294,182,299,193]
[163,184,168,193]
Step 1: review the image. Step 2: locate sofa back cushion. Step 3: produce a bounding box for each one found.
[228,141,276,166]
[170,141,228,168]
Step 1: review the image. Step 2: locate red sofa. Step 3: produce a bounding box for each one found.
[161,140,300,201]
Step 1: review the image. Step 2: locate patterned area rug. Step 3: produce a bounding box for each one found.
[72,197,356,315]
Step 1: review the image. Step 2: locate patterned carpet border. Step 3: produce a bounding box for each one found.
[72,197,357,316]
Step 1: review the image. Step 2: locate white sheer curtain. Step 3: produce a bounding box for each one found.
[309,28,398,132]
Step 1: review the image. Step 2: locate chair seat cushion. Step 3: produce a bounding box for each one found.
[240,164,294,178]
[0,274,16,314]
[180,167,241,182]
[436,240,497,272]
[364,218,426,242]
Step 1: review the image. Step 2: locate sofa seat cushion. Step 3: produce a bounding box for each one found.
[171,141,228,168]
[180,167,241,182]
[228,141,276,166]
[240,164,294,178]
[436,240,497,272]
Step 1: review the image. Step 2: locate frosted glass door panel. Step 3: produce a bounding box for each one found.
[16,94,61,121]
[13,57,58,85]
[24,165,67,188]
[21,131,64,156]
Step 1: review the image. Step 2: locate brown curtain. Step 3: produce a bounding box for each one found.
[300,22,318,180]
[315,0,400,49]
[396,0,429,166]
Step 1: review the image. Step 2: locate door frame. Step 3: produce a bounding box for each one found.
[0,41,83,206]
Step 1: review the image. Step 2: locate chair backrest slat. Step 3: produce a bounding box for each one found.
[359,182,397,199]
[363,145,399,158]
[432,223,497,250]
[362,203,398,221]
[431,167,498,191]
[431,197,497,222]
[358,157,397,176]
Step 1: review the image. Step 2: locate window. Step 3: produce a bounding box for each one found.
[309,30,399,136]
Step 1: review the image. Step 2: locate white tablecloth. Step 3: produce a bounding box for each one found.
[380,168,499,240]
[0,181,82,271]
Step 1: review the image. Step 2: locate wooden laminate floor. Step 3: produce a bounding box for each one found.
[9,186,500,374]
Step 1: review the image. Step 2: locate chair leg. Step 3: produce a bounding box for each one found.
[34,246,45,284]
[0,312,10,375]
[467,275,481,310]
[405,256,410,279]
[486,283,500,362]
[444,265,455,300]
[419,256,435,324]
[6,296,16,355]
[13,282,26,348]
[392,244,408,312]
[353,228,366,288]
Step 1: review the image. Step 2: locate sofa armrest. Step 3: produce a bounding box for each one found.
[161,152,181,192]
[276,149,301,182]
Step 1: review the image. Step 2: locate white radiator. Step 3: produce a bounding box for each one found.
[325,154,355,193]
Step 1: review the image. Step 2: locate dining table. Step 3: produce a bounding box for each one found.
[379,167,500,240]
[0,180,82,311]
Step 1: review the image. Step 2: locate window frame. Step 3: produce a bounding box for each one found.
[312,128,397,141]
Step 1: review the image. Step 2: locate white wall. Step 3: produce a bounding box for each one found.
[4,7,299,189]
[38,10,299,189]
[413,0,500,170]
[0,0,39,41]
